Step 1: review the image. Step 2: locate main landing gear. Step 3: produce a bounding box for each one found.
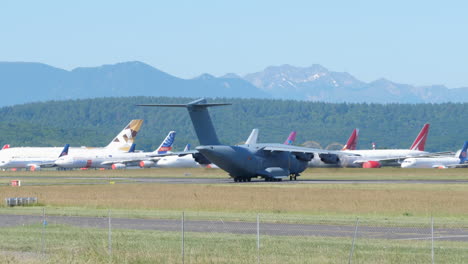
[234,177,251,182]
[265,177,282,182]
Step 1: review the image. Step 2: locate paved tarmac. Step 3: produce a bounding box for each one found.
[1,214,467,242]
[2,176,468,185]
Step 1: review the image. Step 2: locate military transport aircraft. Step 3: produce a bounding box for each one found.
[156,129,296,168]
[139,98,349,182]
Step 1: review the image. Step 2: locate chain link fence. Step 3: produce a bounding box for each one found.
[0,208,467,263]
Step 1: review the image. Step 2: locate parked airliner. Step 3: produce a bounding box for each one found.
[55,131,176,169]
[401,141,468,168]
[0,120,143,170]
[0,144,70,171]
[309,124,432,168]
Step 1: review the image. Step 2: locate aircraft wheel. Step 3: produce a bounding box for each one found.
[248,178,251,182]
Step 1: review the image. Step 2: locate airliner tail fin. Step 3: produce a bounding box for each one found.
[409,123,430,151]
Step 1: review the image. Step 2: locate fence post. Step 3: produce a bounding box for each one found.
[257,213,260,264]
[182,211,185,264]
[431,216,434,264]
[108,209,112,256]
[348,217,359,264]
[41,207,46,256]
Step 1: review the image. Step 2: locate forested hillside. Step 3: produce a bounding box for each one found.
[0,97,465,152]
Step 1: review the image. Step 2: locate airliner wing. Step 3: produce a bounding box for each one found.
[149,150,198,158]
[353,151,456,165]
[446,163,468,168]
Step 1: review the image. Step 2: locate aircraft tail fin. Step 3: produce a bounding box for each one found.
[283,131,297,145]
[409,123,430,151]
[2,144,10,150]
[59,144,70,158]
[105,119,144,151]
[128,143,136,153]
[155,131,176,154]
[183,144,191,152]
[245,129,259,145]
[342,128,359,150]
[138,98,231,145]
[458,141,468,163]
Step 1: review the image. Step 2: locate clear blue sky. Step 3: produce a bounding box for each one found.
[1,0,467,87]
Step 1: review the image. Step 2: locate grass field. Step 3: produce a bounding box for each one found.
[1,222,467,264]
[1,167,468,263]
[1,168,468,219]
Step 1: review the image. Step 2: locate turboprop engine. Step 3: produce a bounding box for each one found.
[319,153,340,164]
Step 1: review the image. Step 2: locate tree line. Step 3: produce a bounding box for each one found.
[0,97,466,153]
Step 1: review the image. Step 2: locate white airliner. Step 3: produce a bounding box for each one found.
[401,141,468,168]
[55,131,176,169]
[156,143,201,168]
[0,120,143,170]
[341,123,430,168]
[309,124,432,168]
[0,144,70,171]
[156,129,296,168]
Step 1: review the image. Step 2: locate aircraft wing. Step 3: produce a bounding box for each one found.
[352,151,456,165]
[100,157,165,166]
[262,144,354,155]
[148,150,198,158]
[39,162,58,168]
[446,163,468,168]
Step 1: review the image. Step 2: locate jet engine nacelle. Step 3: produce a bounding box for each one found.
[319,153,340,164]
[294,152,314,162]
[362,161,381,168]
[111,163,126,170]
[193,153,211,165]
[28,164,41,171]
[139,160,155,168]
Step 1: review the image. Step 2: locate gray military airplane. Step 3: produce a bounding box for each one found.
[139,98,346,182]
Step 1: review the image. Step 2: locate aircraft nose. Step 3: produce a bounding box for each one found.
[401,159,413,168]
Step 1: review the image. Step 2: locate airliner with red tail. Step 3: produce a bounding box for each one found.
[309,124,432,168]
[340,123,430,168]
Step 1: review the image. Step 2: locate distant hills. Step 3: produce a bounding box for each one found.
[1,61,468,106]
[244,64,468,103]
[0,61,268,107]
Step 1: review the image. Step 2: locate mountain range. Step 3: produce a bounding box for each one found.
[1,61,467,106]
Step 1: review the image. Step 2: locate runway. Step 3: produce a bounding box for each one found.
[2,175,468,185]
[1,214,467,242]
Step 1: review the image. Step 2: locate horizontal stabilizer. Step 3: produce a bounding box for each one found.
[138,98,231,108]
[139,98,230,146]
